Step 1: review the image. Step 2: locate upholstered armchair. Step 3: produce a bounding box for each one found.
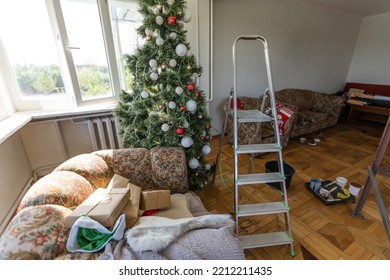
[223,96,297,148]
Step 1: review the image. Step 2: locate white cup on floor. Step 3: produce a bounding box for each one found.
[348,182,362,196]
[336,177,347,187]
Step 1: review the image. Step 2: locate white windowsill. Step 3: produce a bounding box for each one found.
[0,102,118,145]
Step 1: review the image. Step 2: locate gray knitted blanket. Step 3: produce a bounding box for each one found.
[98,223,245,260]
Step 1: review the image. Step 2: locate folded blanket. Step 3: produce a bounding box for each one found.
[125,214,235,253]
[98,225,245,260]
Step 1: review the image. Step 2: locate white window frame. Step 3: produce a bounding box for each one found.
[0,0,122,114]
[51,0,121,107]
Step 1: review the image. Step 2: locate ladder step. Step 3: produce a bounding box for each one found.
[239,231,293,249]
[231,110,273,123]
[237,143,281,154]
[237,172,284,185]
[237,202,289,217]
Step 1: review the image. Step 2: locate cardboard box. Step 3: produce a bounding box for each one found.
[66,187,130,229]
[139,189,171,211]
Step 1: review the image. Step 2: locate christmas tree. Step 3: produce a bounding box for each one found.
[113,0,213,190]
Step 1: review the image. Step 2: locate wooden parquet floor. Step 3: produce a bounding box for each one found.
[197,119,390,260]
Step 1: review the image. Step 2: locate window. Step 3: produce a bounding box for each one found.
[108,0,144,90]
[0,0,133,112]
[0,0,66,101]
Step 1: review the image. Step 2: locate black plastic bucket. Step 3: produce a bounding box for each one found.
[264,161,295,190]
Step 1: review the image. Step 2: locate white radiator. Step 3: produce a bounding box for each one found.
[84,116,123,151]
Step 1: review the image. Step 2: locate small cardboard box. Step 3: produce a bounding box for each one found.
[66,187,130,228]
[139,189,171,211]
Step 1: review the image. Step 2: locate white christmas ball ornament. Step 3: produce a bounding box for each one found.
[182,9,192,23]
[156,37,164,46]
[145,28,153,36]
[155,16,164,25]
[181,136,194,148]
[150,72,159,81]
[169,32,177,40]
[202,145,211,155]
[205,164,211,171]
[188,158,199,169]
[149,59,157,68]
[161,123,170,132]
[175,87,183,95]
[175,44,188,57]
[186,99,197,112]
[168,101,176,109]
[169,59,177,67]
[167,0,174,5]
[183,120,189,128]
[141,90,149,98]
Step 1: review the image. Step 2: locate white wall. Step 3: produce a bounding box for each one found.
[0,132,32,232]
[347,12,390,84]
[209,0,362,134]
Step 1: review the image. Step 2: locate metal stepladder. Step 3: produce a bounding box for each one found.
[212,35,295,255]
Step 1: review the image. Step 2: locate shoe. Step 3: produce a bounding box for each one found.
[308,139,317,146]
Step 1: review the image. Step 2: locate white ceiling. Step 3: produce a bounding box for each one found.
[292,0,390,17]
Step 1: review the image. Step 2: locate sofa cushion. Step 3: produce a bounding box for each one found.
[150,147,189,194]
[93,148,154,189]
[297,110,328,126]
[54,153,114,189]
[17,171,94,212]
[0,205,71,260]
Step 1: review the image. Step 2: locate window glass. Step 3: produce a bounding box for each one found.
[0,0,66,99]
[108,0,144,90]
[60,0,113,101]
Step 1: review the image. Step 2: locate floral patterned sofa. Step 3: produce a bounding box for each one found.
[224,88,344,147]
[0,147,189,260]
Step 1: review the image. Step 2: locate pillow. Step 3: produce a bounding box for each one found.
[17,171,95,212]
[150,147,189,194]
[54,153,114,189]
[229,98,244,110]
[93,148,154,189]
[0,205,71,260]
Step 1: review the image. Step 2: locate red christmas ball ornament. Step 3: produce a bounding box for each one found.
[176,127,185,135]
[161,64,167,71]
[200,135,205,141]
[187,83,195,91]
[180,106,185,111]
[206,123,211,130]
[168,15,176,25]
[195,91,201,97]
[158,104,164,110]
